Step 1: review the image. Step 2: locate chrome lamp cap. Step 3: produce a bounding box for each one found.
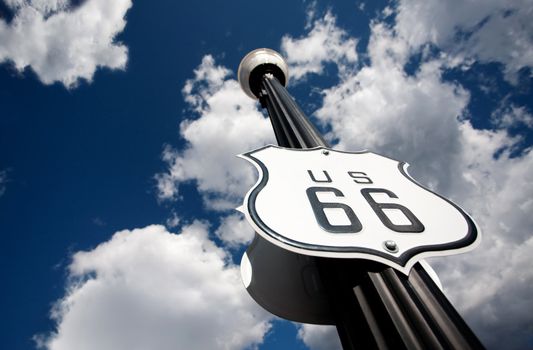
[238,48,289,99]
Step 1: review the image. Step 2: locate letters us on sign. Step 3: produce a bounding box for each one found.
[240,145,480,273]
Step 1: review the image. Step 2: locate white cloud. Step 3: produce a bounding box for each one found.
[439,236,533,348]
[35,223,272,350]
[281,11,358,82]
[491,103,533,129]
[166,211,181,228]
[304,10,533,349]
[155,13,359,210]
[395,0,533,82]
[4,0,68,15]
[215,212,255,248]
[297,324,341,350]
[155,55,274,211]
[165,210,181,228]
[0,0,132,87]
[429,128,533,348]
[316,23,468,193]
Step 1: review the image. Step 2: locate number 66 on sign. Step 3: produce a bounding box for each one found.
[239,145,480,274]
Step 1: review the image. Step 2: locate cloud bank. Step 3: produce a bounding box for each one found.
[0,0,132,87]
[281,11,358,82]
[395,0,533,83]
[154,55,273,247]
[297,324,342,350]
[283,4,533,349]
[35,224,272,350]
[155,55,275,212]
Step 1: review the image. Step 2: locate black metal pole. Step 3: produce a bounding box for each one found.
[258,74,484,350]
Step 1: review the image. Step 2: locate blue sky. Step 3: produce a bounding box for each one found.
[1,1,532,349]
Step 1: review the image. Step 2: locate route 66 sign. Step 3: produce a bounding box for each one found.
[240,145,480,274]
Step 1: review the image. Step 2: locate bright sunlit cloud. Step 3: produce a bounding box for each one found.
[292,5,533,349]
[0,0,131,87]
[281,11,358,82]
[35,224,272,350]
[155,55,274,211]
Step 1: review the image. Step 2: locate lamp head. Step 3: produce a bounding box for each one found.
[238,48,289,99]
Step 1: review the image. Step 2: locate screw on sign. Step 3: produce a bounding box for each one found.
[236,48,485,349]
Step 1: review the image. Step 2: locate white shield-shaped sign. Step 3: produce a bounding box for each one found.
[240,145,480,274]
